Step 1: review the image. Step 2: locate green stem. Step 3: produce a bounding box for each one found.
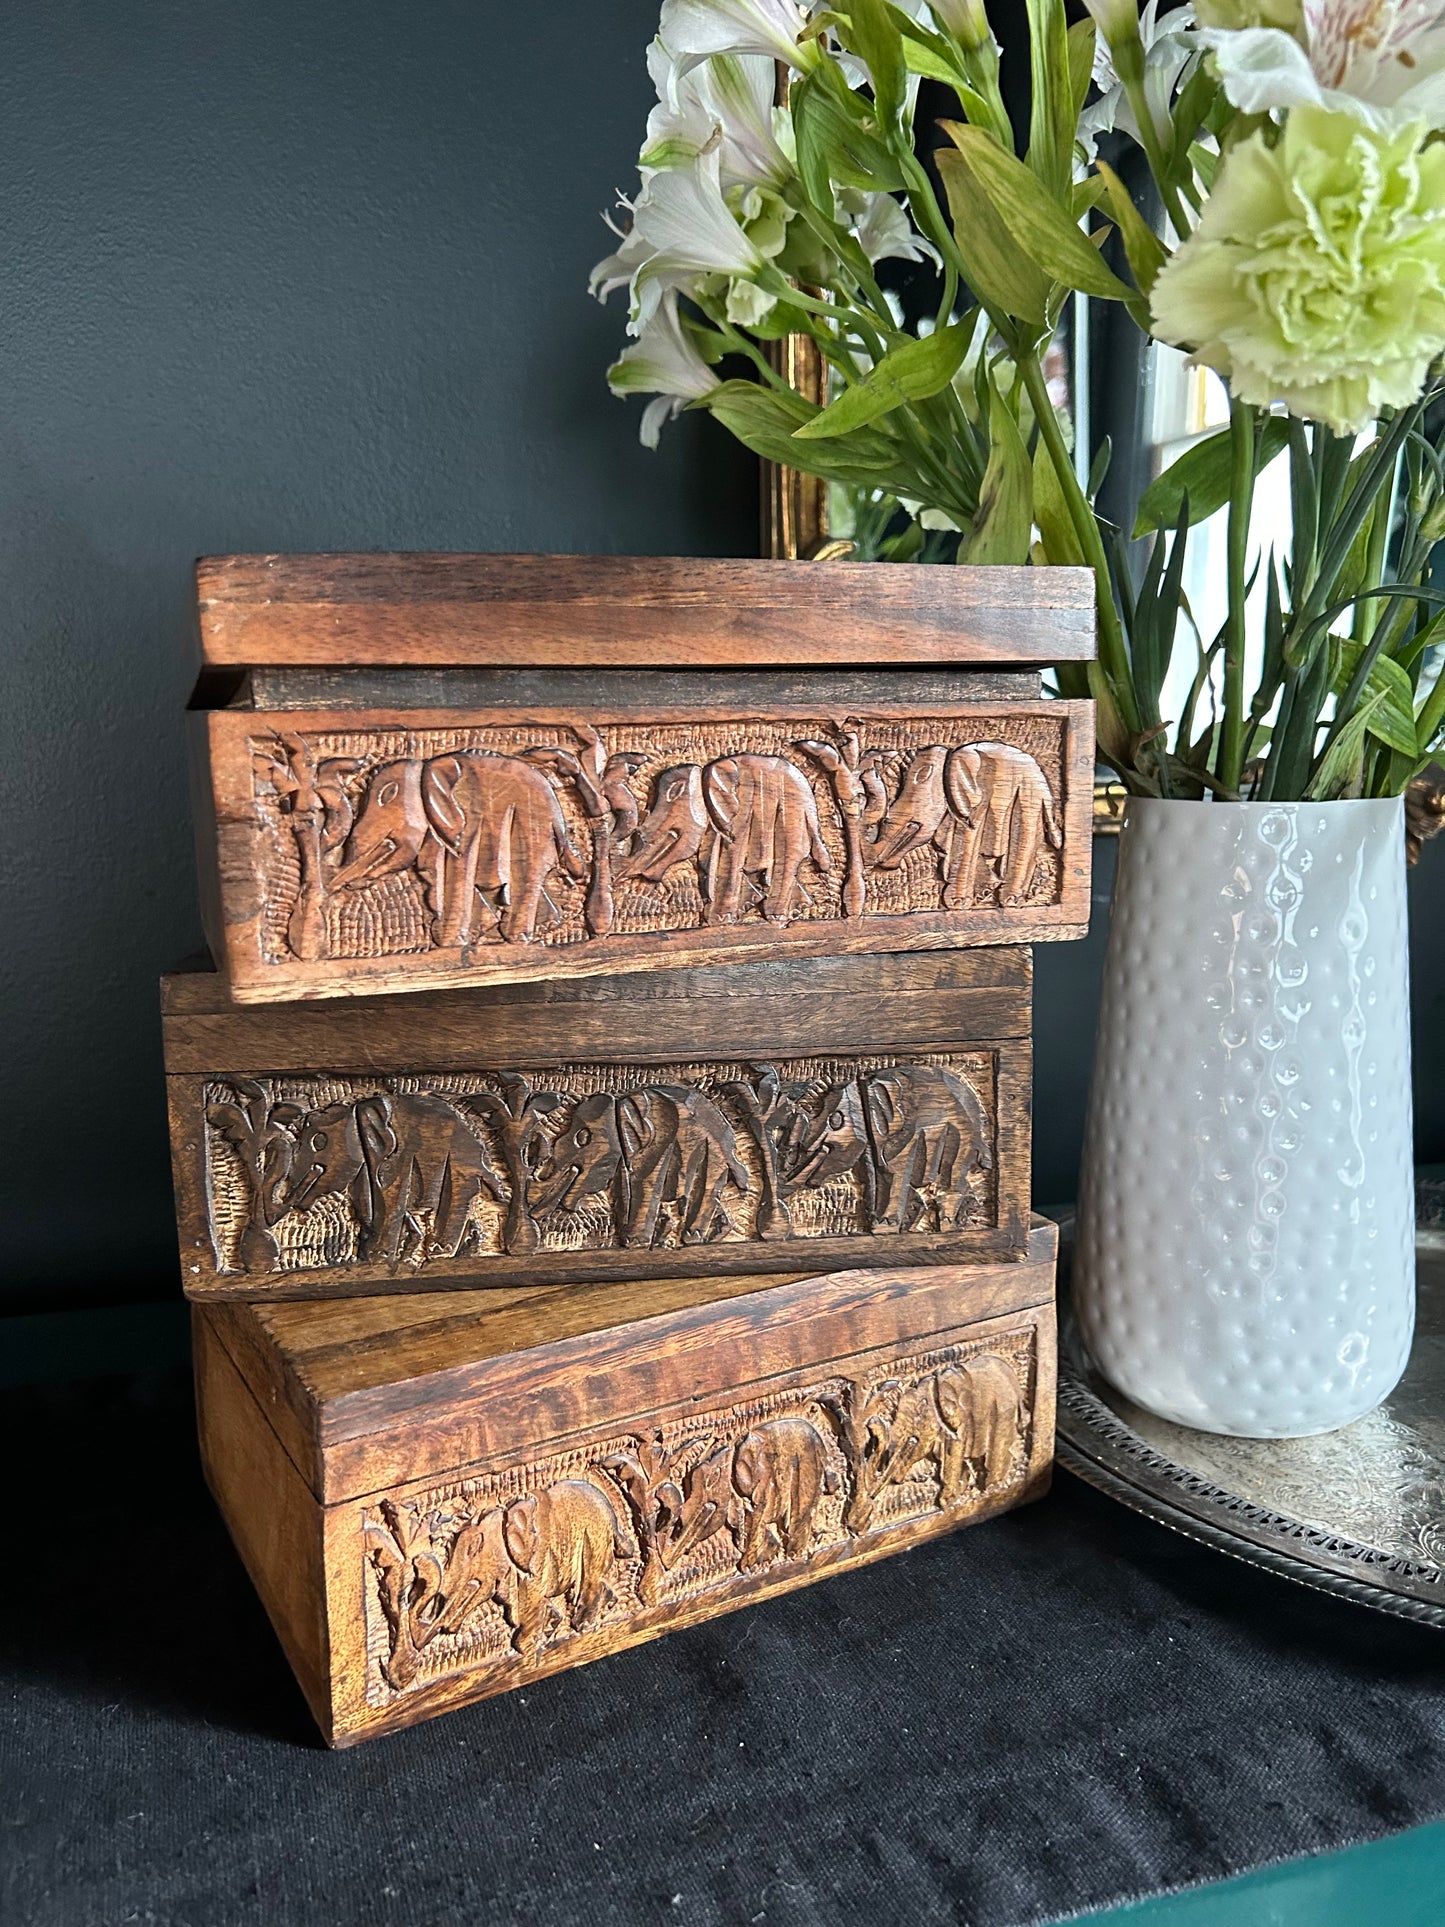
[1219,400,1256,797]
[710,316,795,393]
[1354,445,1401,643]
[1416,653,1445,758]
[1021,352,1139,734]
[1120,73,1191,243]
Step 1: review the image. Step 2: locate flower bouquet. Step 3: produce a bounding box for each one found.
[592,0,1443,1436]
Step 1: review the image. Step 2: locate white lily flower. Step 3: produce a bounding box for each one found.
[608,292,722,447]
[658,0,818,81]
[1204,0,1445,126]
[839,189,942,267]
[589,216,655,304]
[642,41,793,188]
[630,144,774,330]
[1080,0,1200,156]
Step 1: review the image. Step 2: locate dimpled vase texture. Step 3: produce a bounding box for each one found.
[1075,798,1414,1438]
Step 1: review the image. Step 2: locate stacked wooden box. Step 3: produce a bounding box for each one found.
[167,553,1094,1744]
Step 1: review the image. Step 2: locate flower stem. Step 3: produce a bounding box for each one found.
[1120,73,1191,243]
[1219,399,1256,797]
[1021,352,1139,734]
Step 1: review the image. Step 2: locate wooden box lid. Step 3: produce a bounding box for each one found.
[192,553,1096,676]
[201,1221,1057,1507]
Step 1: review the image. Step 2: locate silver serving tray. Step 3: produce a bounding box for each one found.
[1056,1232,1445,1628]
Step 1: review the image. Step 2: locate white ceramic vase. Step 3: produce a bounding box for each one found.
[1074,796,1415,1438]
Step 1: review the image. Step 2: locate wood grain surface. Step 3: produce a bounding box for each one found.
[195,1225,1058,1743]
[195,695,1093,1002]
[164,951,1034,1301]
[195,554,1095,668]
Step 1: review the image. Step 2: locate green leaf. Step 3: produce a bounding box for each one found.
[703,381,913,490]
[1066,19,1096,126]
[940,122,1135,304]
[1032,438,1084,566]
[960,380,1033,565]
[1026,0,1073,201]
[792,69,904,210]
[887,4,991,109]
[793,321,973,439]
[935,147,1051,327]
[1306,696,1385,800]
[1170,59,1220,171]
[836,0,907,128]
[1331,642,1419,756]
[1088,435,1112,500]
[1094,159,1167,297]
[1133,416,1290,537]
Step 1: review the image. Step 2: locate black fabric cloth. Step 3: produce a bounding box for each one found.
[3,1365,1442,1927]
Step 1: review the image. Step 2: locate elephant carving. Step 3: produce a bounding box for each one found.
[937,1353,1025,1491]
[331,751,587,947]
[618,753,830,924]
[502,1479,629,1656]
[405,1505,514,1651]
[785,1063,993,1233]
[611,1415,832,1577]
[871,741,1062,908]
[278,1090,504,1265]
[534,1084,750,1248]
[731,1416,832,1571]
[879,1356,1024,1500]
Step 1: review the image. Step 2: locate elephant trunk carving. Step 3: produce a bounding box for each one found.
[333,751,587,948]
[534,1084,748,1248]
[870,740,1061,908]
[619,753,830,925]
[784,1063,993,1233]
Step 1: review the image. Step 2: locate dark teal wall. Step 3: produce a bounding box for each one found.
[0,0,755,1309]
[0,4,1439,1309]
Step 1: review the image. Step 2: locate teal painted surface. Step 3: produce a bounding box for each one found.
[1073,1821,1445,1924]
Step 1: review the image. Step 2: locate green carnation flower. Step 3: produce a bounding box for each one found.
[1151,105,1445,436]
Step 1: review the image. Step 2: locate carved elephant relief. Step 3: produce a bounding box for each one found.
[871,741,1062,908]
[648,1414,834,1575]
[501,1478,629,1657]
[535,1083,750,1248]
[618,753,830,925]
[276,1090,504,1265]
[373,1476,628,1683]
[879,1354,1025,1502]
[331,751,587,947]
[785,1063,993,1233]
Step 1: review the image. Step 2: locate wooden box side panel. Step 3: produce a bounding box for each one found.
[193,1314,333,1735]
[200,699,1092,1002]
[195,554,1097,670]
[159,946,1033,1072]
[173,1036,1030,1301]
[325,1295,1056,1743]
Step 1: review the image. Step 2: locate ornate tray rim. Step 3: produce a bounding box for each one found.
[1054,1235,1445,1632]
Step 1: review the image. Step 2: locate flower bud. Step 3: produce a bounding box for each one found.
[930,0,996,52]
[1081,0,1145,84]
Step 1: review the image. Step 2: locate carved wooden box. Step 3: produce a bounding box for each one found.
[189,554,1095,1004]
[163,948,1034,1299]
[194,1223,1057,1744]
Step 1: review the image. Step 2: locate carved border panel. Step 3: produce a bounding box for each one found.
[203,700,1093,1000]
[358,1322,1042,1708]
[191,1046,1026,1295]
